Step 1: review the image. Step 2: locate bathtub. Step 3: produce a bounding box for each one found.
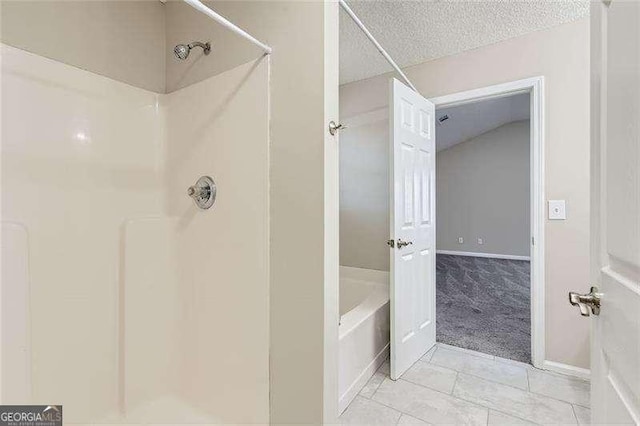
[339,266,390,413]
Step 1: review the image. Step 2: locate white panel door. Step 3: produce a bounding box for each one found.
[389,78,436,379]
[590,1,640,423]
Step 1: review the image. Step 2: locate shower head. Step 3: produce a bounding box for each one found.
[173,41,211,60]
[174,44,190,60]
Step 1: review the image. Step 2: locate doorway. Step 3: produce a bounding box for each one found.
[336,77,545,415]
[431,77,545,367]
[434,92,531,362]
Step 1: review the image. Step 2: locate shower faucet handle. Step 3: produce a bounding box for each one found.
[187,176,217,210]
[187,185,211,199]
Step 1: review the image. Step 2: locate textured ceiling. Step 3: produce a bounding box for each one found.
[340,0,589,84]
[436,93,530,152]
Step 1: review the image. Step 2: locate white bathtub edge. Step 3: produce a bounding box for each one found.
[339,291,389,340]
[340,266,389,285]
[338,342,390,414]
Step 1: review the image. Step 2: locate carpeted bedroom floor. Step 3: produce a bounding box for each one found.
[436,254,531,363]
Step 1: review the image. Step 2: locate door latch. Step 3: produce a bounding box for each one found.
[569,286,601,316]
[397,239,413,248]
[388,239,414,248]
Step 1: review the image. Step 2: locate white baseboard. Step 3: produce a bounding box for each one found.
[542,360,591,380]
[339,343,389,414]
[340,265,389,284]
[436,250,531,261]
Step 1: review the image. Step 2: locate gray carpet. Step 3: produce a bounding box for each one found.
[436,254,531,363]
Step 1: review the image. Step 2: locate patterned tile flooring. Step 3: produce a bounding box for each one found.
[339,343,590,425]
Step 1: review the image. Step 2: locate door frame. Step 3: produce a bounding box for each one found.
[430,76,546,368]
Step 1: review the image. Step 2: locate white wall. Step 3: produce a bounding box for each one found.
[164,0,261,93]
[437,120,530,257]
[340,18,590,369]
[0,0,166,93]
[435,93,529,152]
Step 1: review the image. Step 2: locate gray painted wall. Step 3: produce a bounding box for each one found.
[339,113,389,271]
[436,120,530,256]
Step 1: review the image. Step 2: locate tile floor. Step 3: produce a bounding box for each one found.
[339,343,590,425]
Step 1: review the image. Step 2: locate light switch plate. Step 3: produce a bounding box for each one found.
[548,200,566,220]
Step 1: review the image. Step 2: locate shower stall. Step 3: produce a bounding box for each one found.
[1,1,271,423]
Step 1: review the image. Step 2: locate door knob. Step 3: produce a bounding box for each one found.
[569,286,601,316]
[397,239,413,248]
[329,121,346,136]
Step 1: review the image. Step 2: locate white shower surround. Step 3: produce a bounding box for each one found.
[0,44,270,423]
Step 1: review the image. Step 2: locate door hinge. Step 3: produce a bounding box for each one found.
[387,239,395,248]
[532,236,535,246]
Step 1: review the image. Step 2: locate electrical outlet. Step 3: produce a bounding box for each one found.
[477,238,483,245]
[458,237,464,244]
[548,200,566,220]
